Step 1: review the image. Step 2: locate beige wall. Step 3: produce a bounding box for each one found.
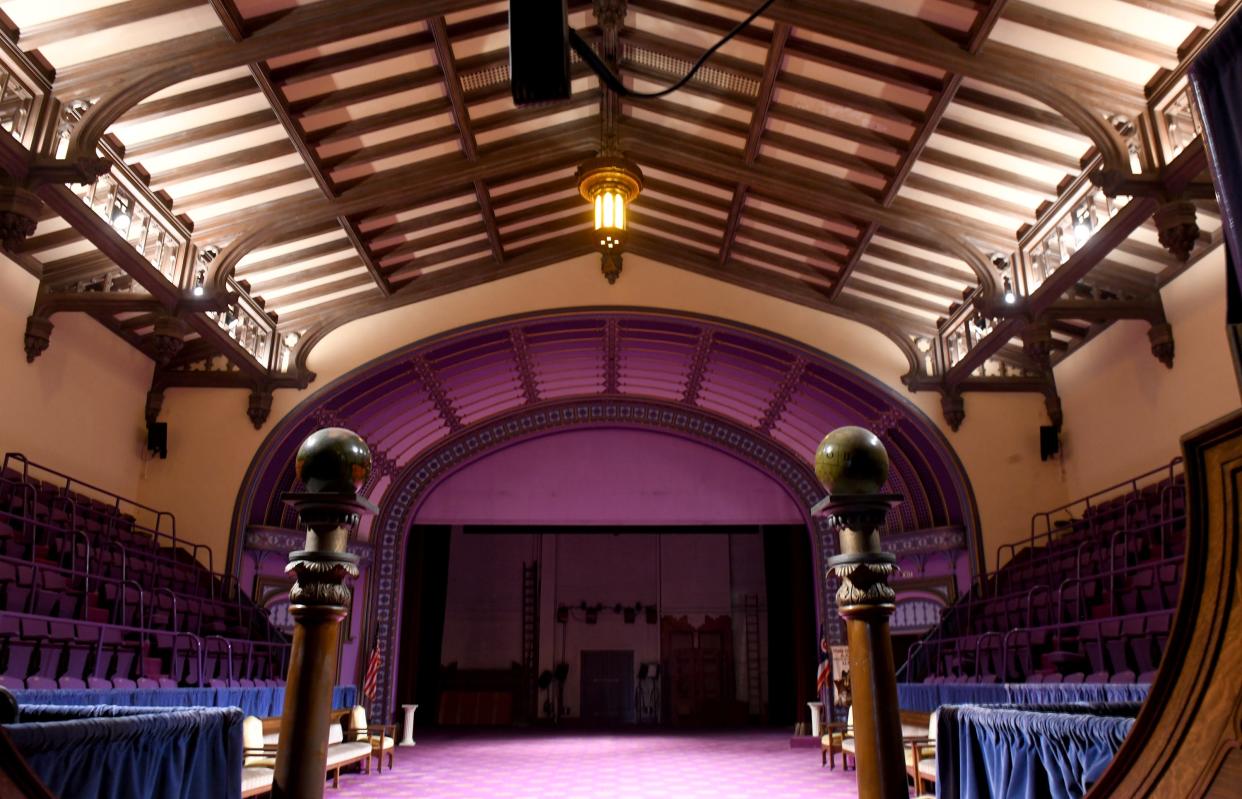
[138,254,1069,573]
[0,257,153,499]
[1055,244,1240,495]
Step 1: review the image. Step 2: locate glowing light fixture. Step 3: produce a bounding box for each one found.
[1003,276,1016,304]
[577,155,643,252]
[1072,210,1093,248]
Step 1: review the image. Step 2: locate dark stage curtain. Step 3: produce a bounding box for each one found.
[4,704,243,799]
[1191,12,1242,376]
[935,704,1137,799]
[9,685,356,717]
[898,682,1149,712]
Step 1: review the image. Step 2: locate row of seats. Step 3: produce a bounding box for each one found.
[903,460,1186,684]
[0,451,289,688]
[0,611,287,688]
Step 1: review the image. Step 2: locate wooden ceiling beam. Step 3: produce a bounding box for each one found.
[384,236,494,274]
[430,15,503,266]
[1003,1,1181,70]
[263,272,378,312]
[720,22,787,267]
[1112,0,1217,27]
[493,195,582,231]
[147,139,297,187]
[122,109,277,161]
[14,0,202,50]
[902,172,1036,219]
[362,198,482,243]
[934,117,1080,171]
[246,255,362,293]
[172,164,311,215]
[121,76,259,123]
[865,241,975,284]
[953,85,1082,136]
[321,126,461,174]
[237,238,355,276]
[373,218,485,262]
[304,95,452,147]
[289,65,444,116]
[56,0,496,99]
[851,261,965,304]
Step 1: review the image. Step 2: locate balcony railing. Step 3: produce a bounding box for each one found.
[1153,77,1203,165]
[1019,171,1131,296]
[206,278,278,368]
[0,41,46,151]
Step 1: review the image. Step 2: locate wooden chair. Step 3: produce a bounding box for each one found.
[906,709,939,795]
[346,705,397,773]
[821,706,853,769]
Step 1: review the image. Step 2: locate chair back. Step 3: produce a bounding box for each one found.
[242,715,266,767]
[349,705,368,741]
[928,708,939,743]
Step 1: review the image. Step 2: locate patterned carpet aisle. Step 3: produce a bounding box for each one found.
[332,730,860,799]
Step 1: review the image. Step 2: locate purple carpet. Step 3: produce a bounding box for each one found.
[332,730,862,798]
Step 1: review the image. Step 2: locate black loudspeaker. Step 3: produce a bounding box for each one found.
[147,422,168,459]
[509,0,570,105]
[1039,425,1060,461]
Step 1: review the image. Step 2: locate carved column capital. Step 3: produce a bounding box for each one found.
[248,386,274,429]
[940,390,965,432]
[817,494,903,612]
[1154,199,1199,262]
[150,315,188,366]
[0,181,43,253]
[23,315,53,363]
[1148,321,1175,369]
[601,250,623,284]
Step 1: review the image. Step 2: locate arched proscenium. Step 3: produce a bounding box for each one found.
[230,309,981,720]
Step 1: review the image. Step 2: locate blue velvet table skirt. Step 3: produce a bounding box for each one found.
[935,703,1137,799]
[898,682,1149,712]
[5,704,243,799]
[10,685,357,717]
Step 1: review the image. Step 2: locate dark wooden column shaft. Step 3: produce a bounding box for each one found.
[272,495,372,799]
[815,495,907,799]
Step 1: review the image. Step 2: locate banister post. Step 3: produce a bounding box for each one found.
[811,426,908,799]
[272,428,376,799]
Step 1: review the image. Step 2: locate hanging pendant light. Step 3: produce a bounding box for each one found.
[576,154,643,252]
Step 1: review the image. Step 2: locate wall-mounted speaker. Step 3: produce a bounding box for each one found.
[147,422,168,459]
[509,0,570,105]
[1039,425,1060,462]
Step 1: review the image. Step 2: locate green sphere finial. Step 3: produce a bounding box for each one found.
[295,427,372,494]
[814,425,890,495]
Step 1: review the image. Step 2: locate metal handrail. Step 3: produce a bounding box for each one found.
[994,457,1184,581]
[205,635,234,684]
[150,587,179,632]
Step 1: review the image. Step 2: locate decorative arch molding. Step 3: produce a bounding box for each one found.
[228,308,981,715]
[368,398,840,719]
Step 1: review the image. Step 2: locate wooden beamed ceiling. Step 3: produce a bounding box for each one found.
[0,0,1230,383]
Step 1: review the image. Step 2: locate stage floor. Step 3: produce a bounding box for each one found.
[332,729,860,798]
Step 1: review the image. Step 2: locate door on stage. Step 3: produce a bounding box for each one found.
[580,650,635,724]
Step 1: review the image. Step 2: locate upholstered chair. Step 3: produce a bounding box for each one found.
[347,705,397,773]
[909,708,939,794]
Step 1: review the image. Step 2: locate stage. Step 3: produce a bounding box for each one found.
[332,729,860,798]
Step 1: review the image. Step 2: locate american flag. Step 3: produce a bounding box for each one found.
[815,625,831,696]
[363,641,382,703]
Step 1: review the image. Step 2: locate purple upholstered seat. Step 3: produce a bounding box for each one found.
[1137,670,1158,684]
[1062,672,1085,684]
[57,676,86,689]
[0,675,24,690]
[136,677,160,689]
[1084,671,1110,684]
[1042,673,1063,684]
[24,676,55,689]
[87,676,113,690]
[1026,672,1044,684]
[157,677,179,689]
[111,677,137,689]
[1108,670,1136,684]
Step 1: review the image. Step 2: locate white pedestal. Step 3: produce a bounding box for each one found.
[399,704,418,747]
[807,701,824,738]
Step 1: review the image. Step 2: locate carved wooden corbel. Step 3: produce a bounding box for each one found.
[248,384,274,429]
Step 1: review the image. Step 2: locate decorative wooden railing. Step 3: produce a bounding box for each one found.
[207,277,279,369]
[0,42,46,152]
[1153,77,1204,166]
[1018,163,1132,297]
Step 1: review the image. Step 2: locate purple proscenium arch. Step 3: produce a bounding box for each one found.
[229,309,980,719]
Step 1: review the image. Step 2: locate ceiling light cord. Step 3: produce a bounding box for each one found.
[568,0,778,99]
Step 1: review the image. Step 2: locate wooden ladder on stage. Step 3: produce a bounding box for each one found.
[520,561,540,722]
[743,593,762,718]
